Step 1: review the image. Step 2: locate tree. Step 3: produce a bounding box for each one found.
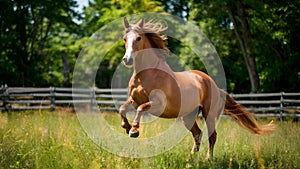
[0,0,80,86]
[1,0,298,92]
[227,0,260,92]
[187,0,300,92]
[187,0,260,92]
[252,0,300,92]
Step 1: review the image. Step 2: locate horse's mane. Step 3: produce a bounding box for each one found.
[125,20,169,58]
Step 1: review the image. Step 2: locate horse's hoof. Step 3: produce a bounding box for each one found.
[125,129,130,134]
[129,131,139,138]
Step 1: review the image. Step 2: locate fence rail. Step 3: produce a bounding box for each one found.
[1,86,299,121]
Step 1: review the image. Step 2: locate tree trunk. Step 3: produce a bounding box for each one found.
[38,20,52,56]
[62,52,70,87]
[228,0,260,92]
[16,2,30,86]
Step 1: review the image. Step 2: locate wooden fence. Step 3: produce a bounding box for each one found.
[1,86,299,121]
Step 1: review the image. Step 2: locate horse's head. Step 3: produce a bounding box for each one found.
[122,17,169,68]
[122,17,145,67]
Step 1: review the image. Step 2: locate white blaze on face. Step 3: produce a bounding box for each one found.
[125,31,135,62]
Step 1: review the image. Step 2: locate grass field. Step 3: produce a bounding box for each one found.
[0,110,299,169]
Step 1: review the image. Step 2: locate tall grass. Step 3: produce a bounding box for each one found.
[0,111,299,169]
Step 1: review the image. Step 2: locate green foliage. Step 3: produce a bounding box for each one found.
[187,0,300,92]
[0,0,299,92]
[0,111,299,168]
[250,0,300,92]
[0,0,81,87]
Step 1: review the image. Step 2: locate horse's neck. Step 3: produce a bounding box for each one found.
[133,50,173,75]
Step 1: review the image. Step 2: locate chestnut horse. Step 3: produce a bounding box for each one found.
[119,17,275,159]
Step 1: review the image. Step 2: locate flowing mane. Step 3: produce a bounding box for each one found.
[124,20,169,58]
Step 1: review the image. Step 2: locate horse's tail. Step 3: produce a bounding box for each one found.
[223,92,275,135]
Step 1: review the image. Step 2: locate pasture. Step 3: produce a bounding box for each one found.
[0,110,299,169]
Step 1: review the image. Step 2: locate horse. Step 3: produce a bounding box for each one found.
[119,17,275,159]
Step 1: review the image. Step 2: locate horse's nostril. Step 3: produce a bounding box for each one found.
[123,57,127,62]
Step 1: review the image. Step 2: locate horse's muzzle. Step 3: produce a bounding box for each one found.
[122,57,133,67]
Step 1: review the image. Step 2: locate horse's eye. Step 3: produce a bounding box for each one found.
[123,38,127,42]
[136,36,141,41]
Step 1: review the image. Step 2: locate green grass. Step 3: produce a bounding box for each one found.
[0,111,299,169]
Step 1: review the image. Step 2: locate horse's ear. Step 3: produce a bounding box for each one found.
[137,18,144,28]
[124,17,130,29]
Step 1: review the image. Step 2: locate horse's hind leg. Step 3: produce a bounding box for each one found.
[203,91,224,160]
[205,116,217,160]
[203,105,218,160]
[182,107,202,155]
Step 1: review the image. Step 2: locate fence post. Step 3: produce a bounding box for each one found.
[90,87,95,112]
[3,85,9,111]
[50,87,55,111]
[280,92,284,123]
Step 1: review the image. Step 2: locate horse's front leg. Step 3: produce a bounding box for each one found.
[129,102,152,137]
[119,100,135,134]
